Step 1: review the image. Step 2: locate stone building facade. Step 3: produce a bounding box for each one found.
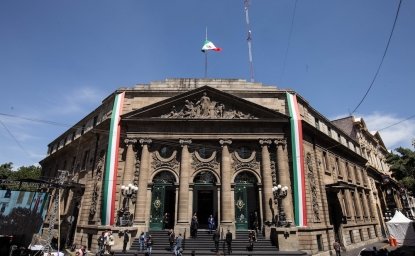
[40,79,393,255]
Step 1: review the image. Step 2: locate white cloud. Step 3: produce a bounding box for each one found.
[362,112,415,150]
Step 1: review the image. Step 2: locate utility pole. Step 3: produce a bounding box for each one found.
[39,170,68,256]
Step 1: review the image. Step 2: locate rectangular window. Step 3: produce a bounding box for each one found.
[335,157,341,178]
[328,127,332,137]
[346,162,352,182]
[16,191,25,204]
[72,131,76,141]
[354,166,360,184]
[93,116,98,127]
[315,117,320,129]
[359,229,364,241]
[367,228,372,239]
[322,151,329,173]
[317,234,324,251]
[81,124,85,135]
[81,150,90,170]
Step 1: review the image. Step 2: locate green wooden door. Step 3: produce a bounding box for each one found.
[149,185,165,230]
[235,185,249,230]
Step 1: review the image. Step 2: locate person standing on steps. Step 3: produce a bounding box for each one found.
[225,229,232,254]
[175,233,183,256]
[333,240,341,256]
[213,229,220,252]
[168,229,175,252]
[190,214,199,238]
[122,230,129,253]
[146,235,153,256]
[208,215,215,234]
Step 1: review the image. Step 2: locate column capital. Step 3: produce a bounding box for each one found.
[179,139,192,146]
[139,138,152,146]
[219,139,232,146]
[124,138,137,146]
[274,138,287,148]
[259,139,272,146]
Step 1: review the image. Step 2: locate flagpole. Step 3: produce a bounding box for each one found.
[205,27,208,78]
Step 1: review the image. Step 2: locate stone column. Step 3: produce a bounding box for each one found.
[345,189,355,220]
[274,138,294,224]
[122,138,137,184]
[220,139,233,226]
[362,192,371,220]
[260,139,273,224]
[134,138,152,225]
[177,139,192,225]
[354,189,363,221]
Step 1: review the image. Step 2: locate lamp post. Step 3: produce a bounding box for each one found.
[120,183,138,226]
[272,184,288,227]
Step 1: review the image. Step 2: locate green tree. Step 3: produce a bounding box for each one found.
[386,147,415,193]
[0,162,13,179]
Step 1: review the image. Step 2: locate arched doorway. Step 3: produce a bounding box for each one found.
[149,171,176,230]
[193,170,218,229]
[234,171,260,230]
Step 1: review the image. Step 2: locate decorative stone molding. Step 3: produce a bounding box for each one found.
[306,152,320,222]
[219,139,232,147]
[139,138,152,146]
[234,151,256,163]
[179,139,192,146]
[155,150,178,162]
[134,159,140,187]
[232,152,259,171]
[151,153,179,172]
[270,160,277,186]
[191,152,219,172]
[89,154,105,220]
[160,93,257,119]
[124,138,137,146]
[274,138,287,148]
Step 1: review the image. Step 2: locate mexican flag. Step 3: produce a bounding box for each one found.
[201,40,222,52]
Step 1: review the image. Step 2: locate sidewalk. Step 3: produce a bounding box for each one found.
[343,240,415,256]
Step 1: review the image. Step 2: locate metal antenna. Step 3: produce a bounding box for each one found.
[244,0,255,82]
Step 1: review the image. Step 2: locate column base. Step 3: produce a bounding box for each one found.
[275,227,299,251]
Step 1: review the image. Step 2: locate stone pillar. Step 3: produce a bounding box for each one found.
[220,139,233,226]
[177,139,191,225]
[354,189,363,221]
[134,138,152,225]
[362,192,371,220]
[345,190,355,221]
[260,139,273,224]
[274,138,294,224]
[122,138,137,184]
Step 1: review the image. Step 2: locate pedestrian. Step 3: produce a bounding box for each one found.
[97,232,105,255]
[122,230,129,253]
[333,240,341,256]
[213,229,220,252]
[75,245,86,256]
[146,235,153,256]
[247,230,255,251]
[225,229,232,254]
[139,231,145,252]
[190,215,199,238]
[208,215,215,234]
[169,229,175,252]
[175,233,183,256]
[163,212,170,229]
[106,231,114,254]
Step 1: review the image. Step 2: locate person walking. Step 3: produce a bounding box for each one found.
[146,235,153,256]
[169,229,175,252]
[97,232,105,255]
[247,230,255,252]
[225,229,232,254]
[106,231,115,254]
[208,215,215,234]
[175,233,183,256]
[122,230,129,253]
[333,240,341,256]
[139,232,145,252]
[190,215,199,238]
[213,229,220,252]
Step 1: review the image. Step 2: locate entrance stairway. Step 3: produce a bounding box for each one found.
[113,229,308,256]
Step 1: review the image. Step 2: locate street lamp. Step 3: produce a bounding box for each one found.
[120,183,138,226]
[272,184,288,227]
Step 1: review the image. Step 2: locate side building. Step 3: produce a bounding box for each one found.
[40,78,392,255]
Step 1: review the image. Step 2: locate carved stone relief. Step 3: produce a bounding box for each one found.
[306,153,320,222]
[160,92,257,119]
[89,154,105,220]
[151,153,179,172]
[232,152,259,171]
[191,152,219,172]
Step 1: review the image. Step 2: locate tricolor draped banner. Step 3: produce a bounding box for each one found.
[286,92,307,227]
[102,91,125,225]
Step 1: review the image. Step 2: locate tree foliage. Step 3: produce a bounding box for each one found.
[386,147,415,193]
[0,162,41,180]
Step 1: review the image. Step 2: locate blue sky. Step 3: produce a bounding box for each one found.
[0,0,414,168]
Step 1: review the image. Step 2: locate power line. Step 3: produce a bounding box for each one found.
[377,113,415,132]
[351,0,402,114]
[279,0,298,85]
[0,119,31,157]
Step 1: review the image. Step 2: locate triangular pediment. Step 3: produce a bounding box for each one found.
[123,86,288,121]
